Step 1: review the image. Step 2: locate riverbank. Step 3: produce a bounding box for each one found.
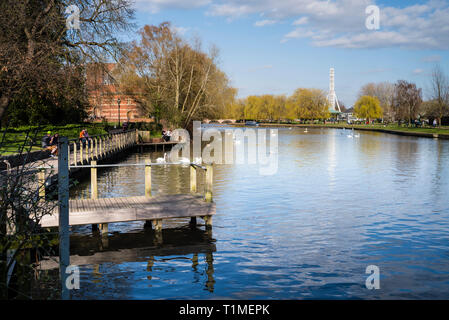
[0,123,163,156]
[229,122,449,140]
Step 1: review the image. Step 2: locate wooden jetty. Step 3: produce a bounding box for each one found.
[40,194,215,229]
[38,160,215,234]
[36,129,179,172]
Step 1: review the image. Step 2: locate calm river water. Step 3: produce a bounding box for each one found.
[52,125,449,299]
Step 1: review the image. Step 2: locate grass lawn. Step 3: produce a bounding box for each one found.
[1,124,108,156]
[256,121,449,135]
[1,123,163,156]
[319,123,449,135]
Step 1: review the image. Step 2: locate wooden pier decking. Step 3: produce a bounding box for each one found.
[40,194,215,228]
[36,157,215,234]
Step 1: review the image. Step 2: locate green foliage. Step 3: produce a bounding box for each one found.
[286,88,330,120]
[0,124,109,155]
[354,95,383,120]
[5,92,87,127]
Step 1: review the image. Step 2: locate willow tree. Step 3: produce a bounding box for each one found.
[115,22,234,128]
[286,88,329,120]
[354,95,383,123]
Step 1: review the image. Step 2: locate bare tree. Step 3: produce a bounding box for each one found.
[115,23,234,128]
[393,80,423,125]
[359,82,395,122]
[0,0,134,121]
[428,64,449,126]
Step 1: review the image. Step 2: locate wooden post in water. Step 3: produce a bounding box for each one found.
[145,159,152,197]
[205,164,213,202]
[204,164,213,229]
[91,160,98,199]
[58,137,70,300]
[190,165,197,193]
[90,160,99,233]
[190,165,197,226]
[144,159,152,229]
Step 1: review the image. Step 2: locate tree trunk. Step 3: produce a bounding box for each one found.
[0,94,10,126]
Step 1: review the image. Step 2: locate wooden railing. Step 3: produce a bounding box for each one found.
[73,161,214,232]
[68,130,138,167]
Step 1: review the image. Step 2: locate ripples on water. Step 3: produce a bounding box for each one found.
[53,126,449,299]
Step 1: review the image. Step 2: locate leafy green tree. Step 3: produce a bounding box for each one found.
[354,95,383,123]
[286,88,329,120]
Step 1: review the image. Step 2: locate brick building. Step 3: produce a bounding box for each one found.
[86,63,151,123]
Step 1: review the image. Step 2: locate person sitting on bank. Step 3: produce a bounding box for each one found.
[49,133,59,158]
[42,131,52,148]
[79,129,86,146]
[163,129,171,142]
[80,128,90,147]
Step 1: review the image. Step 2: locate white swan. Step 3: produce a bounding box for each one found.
[347,134,354,138]
[304,128,308,133]
[354,133,360,138]
[156,153,168,163]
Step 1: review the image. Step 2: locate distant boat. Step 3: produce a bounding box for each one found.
[245,120,259,126]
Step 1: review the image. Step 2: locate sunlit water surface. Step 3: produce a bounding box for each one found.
[48,126,449,299]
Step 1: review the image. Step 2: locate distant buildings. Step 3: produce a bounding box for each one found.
[86,63,151,123]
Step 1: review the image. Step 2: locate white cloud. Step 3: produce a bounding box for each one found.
[293,17,308,25]
[170,25,189,35]
[254,19,277,27]
[133,0,449,50]
[207,0,449,50]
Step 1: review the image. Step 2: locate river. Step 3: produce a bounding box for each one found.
[44,125,449,299]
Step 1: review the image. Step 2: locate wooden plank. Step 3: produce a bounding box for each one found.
[40,194,215,227]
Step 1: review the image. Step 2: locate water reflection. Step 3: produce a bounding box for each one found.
[44,126,449,299]
[38,227,216,298]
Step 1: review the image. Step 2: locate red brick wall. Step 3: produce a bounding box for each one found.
[86,63,147,123]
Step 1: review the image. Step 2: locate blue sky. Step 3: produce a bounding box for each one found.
[128,0,449,106]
